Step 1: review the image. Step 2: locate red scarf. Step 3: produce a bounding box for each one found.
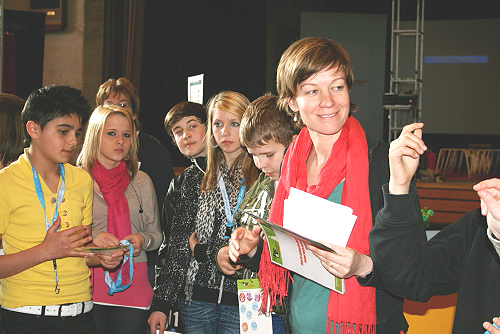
[259,116,376,333]
[92,160,132,283]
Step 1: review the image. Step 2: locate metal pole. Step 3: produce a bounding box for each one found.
[394,0,400,94]
[390,0,395,93]
[419,0,425,122]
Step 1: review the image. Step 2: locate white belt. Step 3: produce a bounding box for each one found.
[2,301,93,317]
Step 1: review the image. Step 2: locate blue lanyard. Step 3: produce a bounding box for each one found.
[105,239,135,295]
[32,163,66,294]
[218,175,246,239]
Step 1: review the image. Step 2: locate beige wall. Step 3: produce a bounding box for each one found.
[4,0,104,104]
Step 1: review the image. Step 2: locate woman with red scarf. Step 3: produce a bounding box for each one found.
[77,105,162,334]
[229,37,410,333]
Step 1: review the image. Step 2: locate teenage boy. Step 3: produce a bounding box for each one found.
[216,94,295,334]
[149,101,207,334]
[0,85,123,334]
[217,94,295,274]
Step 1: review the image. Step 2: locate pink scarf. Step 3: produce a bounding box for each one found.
[259,116,376,333]
[92,160,132,283]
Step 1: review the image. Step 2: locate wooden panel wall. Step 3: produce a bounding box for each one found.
[417,181,480,227]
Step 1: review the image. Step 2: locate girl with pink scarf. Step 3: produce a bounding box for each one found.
[78,105,162,334]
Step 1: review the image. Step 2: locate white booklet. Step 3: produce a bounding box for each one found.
[245,212,345,294]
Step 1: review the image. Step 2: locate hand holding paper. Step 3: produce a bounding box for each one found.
[247,187,361,293]
[308,241,373,279]
[246,212,345,293]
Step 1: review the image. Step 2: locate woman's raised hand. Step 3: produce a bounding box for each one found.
[388,123,426,194]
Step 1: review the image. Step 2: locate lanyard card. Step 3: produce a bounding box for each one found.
[237,279,273,334]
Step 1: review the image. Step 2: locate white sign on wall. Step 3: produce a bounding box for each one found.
[188,74,204,104]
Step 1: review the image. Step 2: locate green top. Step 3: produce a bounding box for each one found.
[289,181,344,333]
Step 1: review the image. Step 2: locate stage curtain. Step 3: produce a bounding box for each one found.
[138,0,267,166]
[102,0,144,90]
[2,32,17,94]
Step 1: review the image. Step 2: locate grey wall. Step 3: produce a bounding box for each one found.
[399,19,500,135]
[300,12,388,141]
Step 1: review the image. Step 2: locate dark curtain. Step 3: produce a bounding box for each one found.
[3,10,44,100]
[102,0,144,90]
[2,32,17,95]
[139,0,267,166]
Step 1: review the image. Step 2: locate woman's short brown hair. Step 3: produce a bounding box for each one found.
[96,78,141,130]
[276,37,355,127]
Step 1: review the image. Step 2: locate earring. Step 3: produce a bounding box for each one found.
[124,153,130,161]
[293,112,298,122]
[210,134,219,148]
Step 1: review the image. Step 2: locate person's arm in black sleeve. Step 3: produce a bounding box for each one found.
[370,184,466,302]
[157,176,181,271]
[238,238,264,272]
[367,122,459,301]
[194,243,209,262]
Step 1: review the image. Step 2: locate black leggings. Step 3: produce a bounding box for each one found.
[92,304,148,334]
[0,308,96,334]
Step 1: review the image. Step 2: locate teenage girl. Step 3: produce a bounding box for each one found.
[77,105,162,334]
[181,91,259,334]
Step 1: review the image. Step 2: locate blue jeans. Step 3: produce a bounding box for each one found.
[178,298,239,334]
[272,314,286,334]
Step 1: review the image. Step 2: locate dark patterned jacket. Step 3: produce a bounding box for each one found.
[182,164,245,306]
[151,157,205,314]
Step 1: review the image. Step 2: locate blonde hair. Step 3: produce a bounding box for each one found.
[201,91,259,192]
[77,105,138,179]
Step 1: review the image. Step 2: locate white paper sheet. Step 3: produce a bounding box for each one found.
[283,187,356,247]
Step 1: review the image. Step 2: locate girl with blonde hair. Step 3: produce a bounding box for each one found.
[78,105,162,334]
[181,91,258,333]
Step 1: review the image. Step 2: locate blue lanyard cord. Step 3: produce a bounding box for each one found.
[32,163,66,294]
[218,175,246,239]
[105,240,134,295]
